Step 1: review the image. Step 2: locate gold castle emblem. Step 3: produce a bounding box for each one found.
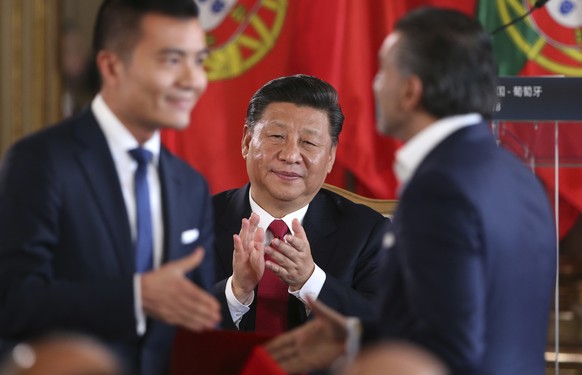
[197,0,289,81]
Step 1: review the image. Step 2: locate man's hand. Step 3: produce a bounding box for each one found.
[232,213,265,303]
[264,298,349,373]
[265,218,315,290]
[141,248,221,331]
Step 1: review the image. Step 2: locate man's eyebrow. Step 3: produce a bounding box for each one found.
[301,127,323,137]
[156,48,210,57]
[157,48,186,56]
[264,121,288,129]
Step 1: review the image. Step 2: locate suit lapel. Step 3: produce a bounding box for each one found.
[291,190,337,327]
[73,109,133,274]
[302,190,338,268]
[158,148,182,263]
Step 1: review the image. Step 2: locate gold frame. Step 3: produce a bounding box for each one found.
[322,183,398,217]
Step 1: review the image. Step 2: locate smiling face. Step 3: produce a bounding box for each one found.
[243,102,337,216]
[99,13,208,143]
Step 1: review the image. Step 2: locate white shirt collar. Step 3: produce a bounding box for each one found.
[91,94,160,165]
[248,187,309,236]
[394,113,482,186]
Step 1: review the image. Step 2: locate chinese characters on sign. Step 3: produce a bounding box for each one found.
[496,85,543,98]
[494,77,582,121]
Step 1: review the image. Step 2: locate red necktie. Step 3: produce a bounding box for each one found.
[255,219,290,334]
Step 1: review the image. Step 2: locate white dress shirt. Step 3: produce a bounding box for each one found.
[92,94,164,335]
[225,187,327,327]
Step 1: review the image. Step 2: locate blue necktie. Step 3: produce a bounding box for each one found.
[129,147,153,273]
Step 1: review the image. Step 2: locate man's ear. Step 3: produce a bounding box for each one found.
[241,124,251,159]
[96,50,124,87]
[326,144,337,174]
[401,75,423,112]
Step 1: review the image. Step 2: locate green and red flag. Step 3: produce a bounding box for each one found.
[478,0,582,238]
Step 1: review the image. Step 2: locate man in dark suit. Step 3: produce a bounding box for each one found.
[213,75,390,333]
[0,1,220,374]
[266,7,556,375]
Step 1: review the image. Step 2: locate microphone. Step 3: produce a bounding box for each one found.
[491,0,551,35]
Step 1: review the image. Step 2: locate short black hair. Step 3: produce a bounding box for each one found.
[246,74,344,145]
[92,0,199,57]
[394,7,498,118]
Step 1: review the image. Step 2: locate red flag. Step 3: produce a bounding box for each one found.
[162,0,403,198]
[163,1,479,198]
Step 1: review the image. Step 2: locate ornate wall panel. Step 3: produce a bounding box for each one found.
[0,0,61,159]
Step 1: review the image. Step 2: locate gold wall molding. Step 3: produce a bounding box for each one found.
[0,0,61,160]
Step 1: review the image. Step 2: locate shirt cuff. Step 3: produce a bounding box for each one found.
[289,263,326,315]
[225,276,253,328]
[134,274,146,336]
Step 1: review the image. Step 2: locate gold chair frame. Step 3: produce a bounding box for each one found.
[322,183,398,217]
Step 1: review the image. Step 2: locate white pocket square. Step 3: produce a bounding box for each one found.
[181,228,199,245]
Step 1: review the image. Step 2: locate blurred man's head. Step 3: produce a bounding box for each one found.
[94,0,208,143]
[374,7,497,140]
[93,0,201,61]
[243,74,344,217]
[0,334,122,375]
[342,341,448,375]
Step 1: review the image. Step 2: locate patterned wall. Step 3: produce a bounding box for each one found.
[1,0,61,159]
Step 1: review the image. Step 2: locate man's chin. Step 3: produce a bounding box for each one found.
[163,118,191,131]
[270,188,303,203]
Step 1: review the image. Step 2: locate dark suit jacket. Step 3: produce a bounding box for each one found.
[0,108,215,375]
[369,123,556,375]
[213,184,390,331]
